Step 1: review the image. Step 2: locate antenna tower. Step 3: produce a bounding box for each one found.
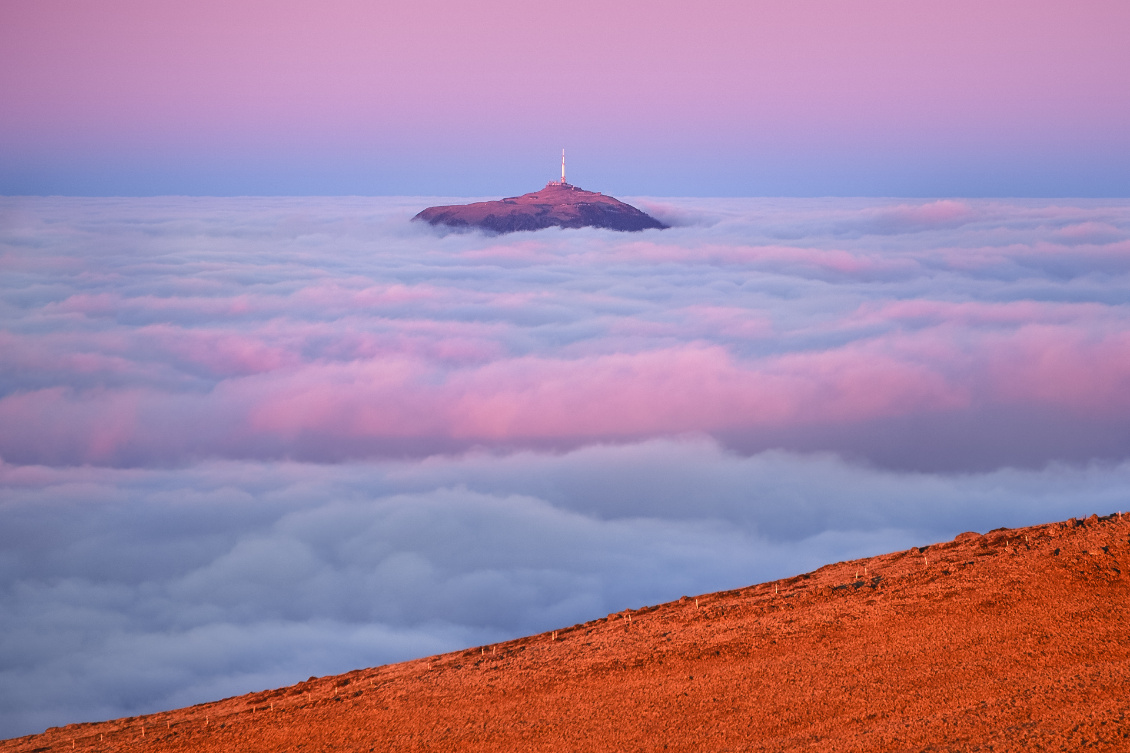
[561,149,566,185]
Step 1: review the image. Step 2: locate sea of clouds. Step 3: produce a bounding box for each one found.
[2,195,1130,737]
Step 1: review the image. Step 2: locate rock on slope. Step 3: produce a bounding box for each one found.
[413,182,668,234]
[6,513,1129,752]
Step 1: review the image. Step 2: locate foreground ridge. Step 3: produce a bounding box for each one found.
[7,513,1129,751]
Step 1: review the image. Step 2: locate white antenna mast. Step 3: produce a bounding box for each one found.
[561,149,566,185]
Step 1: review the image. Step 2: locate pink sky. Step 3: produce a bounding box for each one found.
[2,0,1129,194]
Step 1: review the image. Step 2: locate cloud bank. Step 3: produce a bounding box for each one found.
[5,197,1130,470]
[2,196,1129,737]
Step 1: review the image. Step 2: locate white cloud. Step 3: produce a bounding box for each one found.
[1,441,1126,736]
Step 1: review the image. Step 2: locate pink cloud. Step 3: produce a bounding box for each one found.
[290,280,442,310]
[5,318,1130,467]
[0,340,971,463]
[44,292,262,320]
[459,241,556,264]
[984,326,1130,413]
[133,325,298,377]
[0,387,146,464]
[677,306,774,339]
[1051,222,1123,245]
[46,293,122,316]
[607,242,911,276]
[0,331,152,383]
[857,200,977,233]
[854,300,1115,328]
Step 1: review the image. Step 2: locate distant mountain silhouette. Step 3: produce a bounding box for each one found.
[414,182,667,234]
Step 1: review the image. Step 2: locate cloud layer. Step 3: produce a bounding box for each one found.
[2,195,1130,737]
[4,197,1130,470]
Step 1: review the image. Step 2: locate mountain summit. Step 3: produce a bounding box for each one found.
[414,153,667,233]
[414,182,668,234]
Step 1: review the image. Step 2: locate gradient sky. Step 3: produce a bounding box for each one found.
[4,0,1130,740]
[2,0,1129,195]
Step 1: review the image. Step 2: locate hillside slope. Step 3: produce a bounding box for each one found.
[6,513,1129,752]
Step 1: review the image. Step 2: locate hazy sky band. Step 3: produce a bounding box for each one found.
[3,1,1129,195]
